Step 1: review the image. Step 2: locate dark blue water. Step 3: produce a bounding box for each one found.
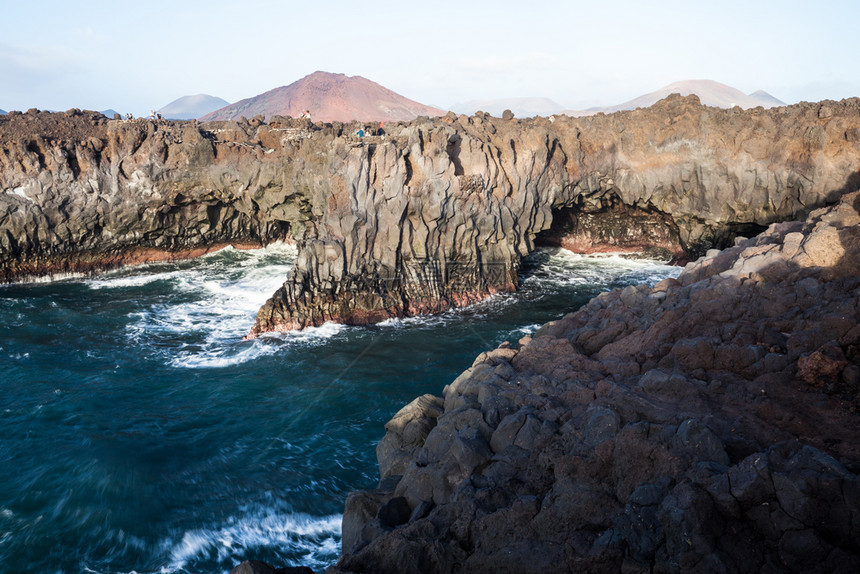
[0,244,678,573]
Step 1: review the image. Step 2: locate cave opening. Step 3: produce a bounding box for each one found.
[534,194,687,263]
[683,221,769,259]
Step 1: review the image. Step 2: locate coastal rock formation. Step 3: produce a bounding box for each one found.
[332,191,860,574]
[248,95,860,335]
[1,97,859,336]
[0,109,308,281]
[2,95,860,574]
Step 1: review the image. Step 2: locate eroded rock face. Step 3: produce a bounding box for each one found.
[333,192,860,574]
[249,97,860,335]
[0,110,307,280]
[1,97,859,332]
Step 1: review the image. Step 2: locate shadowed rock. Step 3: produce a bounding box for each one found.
[333,192,860,574]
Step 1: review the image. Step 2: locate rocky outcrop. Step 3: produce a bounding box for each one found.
[333,191,860,574]
[249,95,860,335]
[1,97,859,335]
[0,109,314,280]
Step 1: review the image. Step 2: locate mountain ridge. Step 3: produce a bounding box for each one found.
[586,79,786,114]
[201,71,446,123]
[159,94,230,120]
[448,80,787,118]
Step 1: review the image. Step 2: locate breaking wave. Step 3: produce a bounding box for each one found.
[161,504,340,573]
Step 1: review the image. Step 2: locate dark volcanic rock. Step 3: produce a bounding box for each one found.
[2,97,860,334]
[0,111,301,281]
[333,192,860,574]
[247,95,860,336]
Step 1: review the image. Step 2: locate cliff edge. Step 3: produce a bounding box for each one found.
[333,191,860,574]
[248,95,860,336]
[2,97,859,337]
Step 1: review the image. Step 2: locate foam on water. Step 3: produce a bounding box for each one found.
[161,504,340,574]
[89,246,677,365]
[87,270,186,290]
[71,506,338,574]
[521,249,681,290]
[169,342,280,369]
[84,243,301,368]
[9,270,91,283]
[257,321,348,345]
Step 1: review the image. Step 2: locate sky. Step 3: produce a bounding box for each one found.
[1,0,858,116]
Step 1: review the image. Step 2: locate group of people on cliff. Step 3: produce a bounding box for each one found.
[356,122,385,138]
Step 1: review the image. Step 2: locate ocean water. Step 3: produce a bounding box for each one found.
[0,244,679,574]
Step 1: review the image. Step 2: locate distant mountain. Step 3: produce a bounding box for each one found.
[100,109,120,118]
[589,80,786,113]
[450,97,567,118]
[200,71,446,123]
[159,94,230,120]
[748,90,786,107]
[0,109,6,115]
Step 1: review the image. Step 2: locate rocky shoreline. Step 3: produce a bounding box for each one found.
[3,97,859,335]
[331,192,860,573]
[2,98,860,573]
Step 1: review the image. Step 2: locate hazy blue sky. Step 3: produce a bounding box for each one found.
[2,0,858,115]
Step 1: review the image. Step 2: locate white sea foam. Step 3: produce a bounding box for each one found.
[75,507,340,574]
[107,244,677,369]
[513,323,543,336]
[169,342,280,369]
[87,270,184,290]
[163,507,341,573]
[22,272,91,284]
[106,243,299,368]
[376,313,452,329]
[257,321,347,344]
[522,248,680,289]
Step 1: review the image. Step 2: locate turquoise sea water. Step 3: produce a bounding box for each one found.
[0,244,678,573]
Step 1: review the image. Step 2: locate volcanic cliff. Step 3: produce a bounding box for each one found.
[2,97,860,572]
[1,98,859,331]
[244,95,860,337]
